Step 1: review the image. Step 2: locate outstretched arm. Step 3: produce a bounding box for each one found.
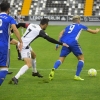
[87,28,100,34]
[39,30,69,47]
[58,30,65,41]
[55,30,65,50]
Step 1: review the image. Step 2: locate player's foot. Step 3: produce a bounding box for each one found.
[8,77,18,85]
[74,75,84,81]
[32,72,43,78]
[49,68,55,80]
[7,71,13,74]
[18,57,21,60]
[12,77,18,84]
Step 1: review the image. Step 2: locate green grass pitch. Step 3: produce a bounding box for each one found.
[0,25,100,100]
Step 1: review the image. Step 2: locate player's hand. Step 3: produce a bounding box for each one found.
[55,44,60,50]
[62,43,69,47]
[96,28,100,33]
[18,42,23,51]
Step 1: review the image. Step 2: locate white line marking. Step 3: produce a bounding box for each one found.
[8,68,100,71]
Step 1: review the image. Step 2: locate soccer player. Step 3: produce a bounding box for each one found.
[9,18,69,85]
[10,10,30,35]
[15,10,24,23]
[49,15,100,81]
[13,10,28,35]
[9,37,43,77]
[0,0,23,86]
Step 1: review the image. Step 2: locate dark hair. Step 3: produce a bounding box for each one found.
[17,10,21,12]
[0,0,10,12]
[40,18,49,25]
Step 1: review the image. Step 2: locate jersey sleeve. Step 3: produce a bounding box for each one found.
[81,24,88,30]
[10,17,16,25]
[39,30,63,45]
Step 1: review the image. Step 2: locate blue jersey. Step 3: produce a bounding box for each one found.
[0,12,16,67]
[60,23,88,43]
[0,12,16,47]
[60,23,88,57]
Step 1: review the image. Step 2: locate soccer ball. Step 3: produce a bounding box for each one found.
[88,68,97,76]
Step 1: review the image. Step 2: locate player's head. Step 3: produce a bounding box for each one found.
[40,18,49,30]
[0,0,10,14]
[72,15,80,23]
[17,10,21,15]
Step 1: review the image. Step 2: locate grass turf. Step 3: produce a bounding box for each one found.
[0,26,100,100]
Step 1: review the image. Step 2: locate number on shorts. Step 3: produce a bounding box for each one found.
[68,25,75,33]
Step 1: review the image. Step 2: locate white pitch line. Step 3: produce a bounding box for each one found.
[8,68,100,71]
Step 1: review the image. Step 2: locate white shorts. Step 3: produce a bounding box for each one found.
[21,46,33,59]
[18,42,33,59]
[21,48,31,59]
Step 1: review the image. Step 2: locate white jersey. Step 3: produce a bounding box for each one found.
[22,24,42,49]
[21,23,63,49]
[15,15,23,24]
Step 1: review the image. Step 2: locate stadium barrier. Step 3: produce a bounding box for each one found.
[23,15,100,22]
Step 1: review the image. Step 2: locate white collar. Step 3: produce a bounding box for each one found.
[0,12,7,15]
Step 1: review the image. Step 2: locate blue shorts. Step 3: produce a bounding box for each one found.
[0,42,10,67]
[60,41,83,57]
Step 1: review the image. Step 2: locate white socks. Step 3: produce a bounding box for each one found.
[15,65,29,79]
[15,59,37,79]
[32,58,37,73]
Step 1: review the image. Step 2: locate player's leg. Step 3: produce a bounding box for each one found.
[10,38,21,60]
[11,23,24,33]
[30,47,43,78]
[49,57,65,80]
[76,55,84,76]
[0,47,9,86]
[17,23,26,28]
[0,67,8,86]
[8,38,21,75]
[72,42,84,80]
[74,55,84,81]
[49,46,71,80]
[9,49,32,84]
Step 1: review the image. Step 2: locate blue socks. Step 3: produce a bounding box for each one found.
[54,60,61,69]
[0,70,8,86]
[76,60,84,76]
[53,60,84,76]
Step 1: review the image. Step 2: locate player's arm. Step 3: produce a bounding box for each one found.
[55,29,65,50]
[39,30,69,47]
[10,37,18,45]
[11,24,23,50]
[87,28,100,34]
[58,30,65,41]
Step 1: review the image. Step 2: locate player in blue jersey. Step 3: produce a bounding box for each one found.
[0,0,23,86]
[49,15,100,81]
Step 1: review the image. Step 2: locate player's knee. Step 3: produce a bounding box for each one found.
[77,55,84,61]
[79,60,84,63]
[31,52,36,59]
[26,62,32,68]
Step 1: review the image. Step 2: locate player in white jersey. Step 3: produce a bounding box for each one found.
[49,15,100,81]
[9,37,43,77]
[15,10,24,24]
[9,18,69,85]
